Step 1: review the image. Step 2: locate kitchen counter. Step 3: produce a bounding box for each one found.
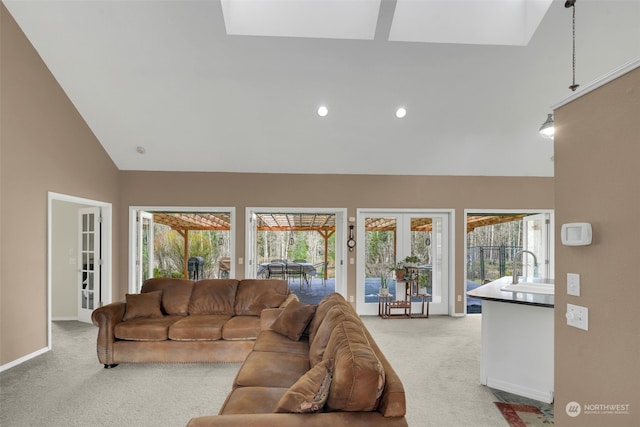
[466,275,554,308]
[467,276,554,403]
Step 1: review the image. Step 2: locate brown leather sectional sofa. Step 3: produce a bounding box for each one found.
[186,292,408,426]
[92,278,407,425]
[91,278,294,367]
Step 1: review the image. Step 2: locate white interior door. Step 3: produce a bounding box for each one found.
[522,213,553,279]
[78,207,101,323]
[357,210,450,316]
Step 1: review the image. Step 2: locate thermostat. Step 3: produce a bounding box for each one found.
[561,222,592,246]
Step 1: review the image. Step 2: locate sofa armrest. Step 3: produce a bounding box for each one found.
[260,308,284,331]
[91,301,126,366]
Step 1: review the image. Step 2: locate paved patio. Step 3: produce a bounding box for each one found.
[288,278,336,305]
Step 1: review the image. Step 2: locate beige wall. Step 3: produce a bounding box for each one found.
[554,66,640,426]
[0,6,120,365]
[0,0,556,386]
[119,172,554,310]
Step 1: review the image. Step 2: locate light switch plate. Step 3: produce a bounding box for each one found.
[566,303,588,330]
[567,273,580,296]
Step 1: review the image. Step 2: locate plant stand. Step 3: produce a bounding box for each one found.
[410,293,431,318]
[378,294,410,318]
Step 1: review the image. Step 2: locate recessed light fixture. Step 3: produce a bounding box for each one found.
[317,106,328,117]
[136,146,146,154]
[395,107,407,119]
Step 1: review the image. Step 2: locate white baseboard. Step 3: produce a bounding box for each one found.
[0,346,50,373]
[52,316,78,321]
[487,377,554,404]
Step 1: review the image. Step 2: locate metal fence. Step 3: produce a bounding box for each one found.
[467,245,520,283]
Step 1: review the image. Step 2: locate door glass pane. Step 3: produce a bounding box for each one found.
[364,217,397,303]
[142,216,151,281]
[524,215,547,278]
[410,217,433,296]
[88,214,94,231]
[431,217,444,303]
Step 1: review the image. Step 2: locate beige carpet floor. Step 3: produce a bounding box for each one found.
[1,315,510,426]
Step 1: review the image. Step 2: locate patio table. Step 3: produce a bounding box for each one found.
[257,262,316,283]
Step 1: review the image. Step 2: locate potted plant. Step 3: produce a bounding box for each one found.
[380,273,390,295]
[417,274,429,295]
[388,262,406,280]
[403,255,421,267]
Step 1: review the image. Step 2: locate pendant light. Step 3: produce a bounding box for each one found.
[539,1,579,139]
[539,113,554,139]
[566,0,580,91]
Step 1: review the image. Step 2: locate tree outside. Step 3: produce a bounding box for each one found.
[152,223,230,279]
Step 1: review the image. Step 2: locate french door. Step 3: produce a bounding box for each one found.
[356,210,450,316]
[78,207,101,323]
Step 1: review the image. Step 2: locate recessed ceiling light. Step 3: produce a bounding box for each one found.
[395,107,407,119]
[317,106,328,117]
[136,146,146,154]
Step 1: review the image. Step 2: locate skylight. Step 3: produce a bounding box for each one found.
[220,0,553,46]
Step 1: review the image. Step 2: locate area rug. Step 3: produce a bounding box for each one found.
[495,402,554,426]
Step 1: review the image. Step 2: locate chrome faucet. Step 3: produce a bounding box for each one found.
[512,250,538,284]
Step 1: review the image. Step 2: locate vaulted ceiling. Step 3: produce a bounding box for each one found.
[3,0,639,176]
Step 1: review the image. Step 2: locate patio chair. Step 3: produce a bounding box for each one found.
[309,261,329,286]
[218,257,230,278]
[286,263,305,289]
[267,263,286,279]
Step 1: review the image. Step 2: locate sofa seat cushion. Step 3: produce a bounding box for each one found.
[234,351,310,388]
[234,279,291,315]
[222,315,261,340]
[253,330,309,356]
[114,316,183,341]
[141,278,195,316]
[168,314,231,341]
[324,320,386,412]
[188,279,239,315]
[219,387,288,415]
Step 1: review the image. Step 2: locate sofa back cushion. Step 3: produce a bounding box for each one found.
[188,279,239,315]
[234,279,290,316]
[323,320,386,412]
[308,303,360,367]
[141,278,195,316]
[307,293,351,344]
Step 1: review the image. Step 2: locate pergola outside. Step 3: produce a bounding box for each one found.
[150,212,529,278]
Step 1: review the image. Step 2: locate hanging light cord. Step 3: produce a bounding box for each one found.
[566,1,580,91]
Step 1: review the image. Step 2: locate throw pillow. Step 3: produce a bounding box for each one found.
[273,358,333,413]
[270,300,316,341]
[123,290,163,321]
